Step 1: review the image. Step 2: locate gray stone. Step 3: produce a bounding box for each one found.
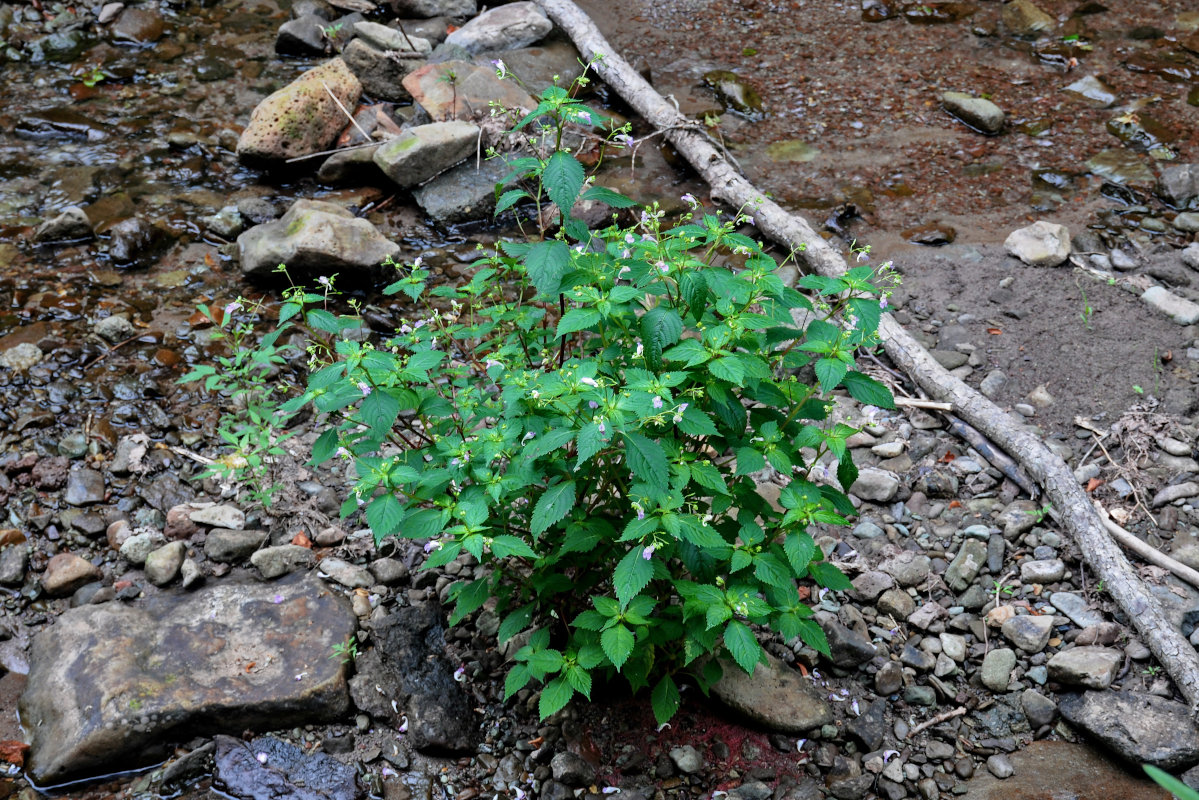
[1047,646,1121,689]
[250,545,317,579]
[373,121,481,187]
[236,59,362,164]
[237,199,400,280]
[144,541,186,586]
[942,92,1004,135]
[34,206,94,242]
[1159,162,1199,208]
[19,574,355,784]
[1151,482,1199,507]
[120,530,165,566]
[353,21,431,53]
[986,753,1014,779]
[205,529,268,563]
[980,648,1016,692]
[0,342,43,371]
[1059,690,1199,769]
[1142,286,1199,325]
[180,558,203,589]
[1063,75,1117,108]
[202,206,245,240]
[847,698,886,751]
[850,570,894,602]
[1048,591,1105,629]
[1020,689,1057,728]
[402,59,537,122]
[874,660,903,695]
[944,539,987,592]
[42,552,102,597]
[412,153,514,224]
[908,602,947,630]
[940,633,966,662]
[0,545,30,586]
[901,642,936,672]
[1174,212,1199,233]
[1004,221,1071,267]
[668,744,704,775]
[213,735,357,800]
[712,651,833,732]
[64,467,105,506]
[851,467,900,502]
[369,557,408,585]
[94,314,135,343]
[188,504,246,530]
[317,143,383,184]
[816,613,877,669]
[1020,558,1065,584]
[391,0,474,18]
[1001,614,1054,653]
[443,2,551,54]
[877,588,916,620]
[979,369,1007,398]
[904,685,936,707]
[998,500,1041,537]
[318,557,373,589]
[340,39,422,103]
[551,751,596,786]
[879,551,932,587]
[275,13,328,56]
[1002,0,1054,35]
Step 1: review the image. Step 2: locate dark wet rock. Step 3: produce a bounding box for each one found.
[202,206,245,240]
[0,546,29,586]
[412,152,514,224]
[703,69,763,115]
[963,740,1168,800]
[551,751,597,786]
[1086,149,1156,185]
[1047,646,1121,689]
[237,199,400,280]
[276,14,328,56]
[1106,111,1176,154]
[711,651,832,732]
[340,39,422,103]
[317,144,383,184]
[110,7,164,44]
[489,40,584,92]
[64,467,105,505]
[1159,163,1199,208]
[108,217,163,264]
[1063,74,1117,107]
[138,472,195,512]
[213,734,360,800]
[1004,220,1071,266]
[144,541,186,586]
[160,741,215,789]
[16,108,113,141]
[373,121,479,186]
[34,206,93,242]
[816,612,877,669]
[1058,691,1199,769]
[1001,0,1054,36]
[444,2,551,54]
[251,544,317,578]
[237,58,362,164]
[31,455,69,489]
[390,0,474,18]
[20,574,354,784]
[1020,689,1057,727]
[847,698,886,751]
[942,92,1004,135]
[205,529,269,563]
[404,59,536,121]
[348,603,477,754]
[41,552,102,597]
[94,313,135,343]
[902,223,956,245]
[195,56,235,82]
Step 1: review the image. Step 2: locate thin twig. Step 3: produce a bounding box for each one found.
[285,140,383,164]
[1094,501,1199,590]
[907,706,968,739]
[893,397,953,411]
[322,80,371,142]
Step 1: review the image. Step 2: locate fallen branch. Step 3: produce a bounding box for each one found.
[1094,501,1199,591]
[906,706,967,739]
[944,415,1039,499]
[893,397,953,411]
[535,0,1199,710]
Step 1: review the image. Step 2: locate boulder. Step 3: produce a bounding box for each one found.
[942,92,1004,135]
[275,14,328,56]
[1058,691,1199,769]
[34,206,93,242]
[110,7,164,43]
[204,529,269,563]
[19,574,355,784]
[236,58,362,164]
[1004,220,1071,266]
[961,740,1169,800]
[711,652,833,733]
[403,59,536,121]
[1158,162,1199,208]
[1142,286,1199,326]
[390,0,474,18]
[1047,646,1121,689]
[443,2,552,54]
[213,735,359,800]
[237,198,400,280]
[250,544,317,578]
[352,21,431,54]
[373,120,480,187]
[412,152,514,224]
[340,39,422,103]
[317,144,383,184]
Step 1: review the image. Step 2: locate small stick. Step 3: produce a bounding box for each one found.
[84,330,155,368]
[285,140,384,164]
[1094,501,1199,590]
[322,80,372,143]
[907,706,968,739]
[894,397,953,411]
[168,446,216,466]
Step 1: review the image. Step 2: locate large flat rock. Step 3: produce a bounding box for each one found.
[963,740,1167,800]
[19,573,356,785]
[710,652,832,734]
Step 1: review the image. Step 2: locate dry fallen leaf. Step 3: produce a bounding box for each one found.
[1085,477,1104,493]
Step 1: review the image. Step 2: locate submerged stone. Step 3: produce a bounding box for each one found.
[703,70,764,116]
[19,573,355,784]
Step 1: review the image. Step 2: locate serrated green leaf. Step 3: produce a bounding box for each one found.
[531,481,576,535]
[524,239,571,297]
[734,447,766,476]
[310,428,340,465]
[365,494,403,537]
[676,406,719,436]
[623,432,668,494]
[574,422,607,469]
[650,675,681,726]
[563,664,592,699]
[705,603,732,629]
[724,619,762,675]
[614,545,655,606]
[524,427,576,461]
[709,356,745,385]
[490,534,537,559]
[573,610,607,631]
[495,188,530,216]
[783,531,817,576]
[810,561,854,591]
[498,604,535,643]
[582,185,638,208]
[753,552,793,588]
[557,308,601,337]
[600,623,635,670]
[797,618,830,656]
[504,664,531,699]
[814,357,849,393]
[841,370,895,409]
[447,578,490,624]
[689,461,728,494]
[837,452,859,494]
[538,676,574,720]
[544,150,586,218]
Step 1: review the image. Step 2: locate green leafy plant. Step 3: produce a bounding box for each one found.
[991,579,1015,597]
[1024,502,1053,524]
[1078,284,1093,330]
[81,67,107,88]
[179,296,302,506]
[1144,764,1199,800]
[331,634,359,664]
[244,76,896,726]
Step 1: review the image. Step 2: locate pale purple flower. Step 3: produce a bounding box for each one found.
[576,110,593,125]
[857,250,869,262]
[223,300,240,318]
[641,543,655,560]
[423,540,442,553]
[883,750,899,763]
[272,594,285,604]
[681,193,697,205]
[514,788,528,800]
[522,431,536,442]
[633,502,645,521]
[615,133,634,147]
[652,395,664,410]
[601,789,622,795]
[397,716,409,733]
[624,233,635,244]
[492,59,507,79]
[412,256,424,268]
[317,275,332,287]
[851,699,860,715]
[655,261,668,273]
[598,420,606,433]
[589,400,599,409]
[453,665,466,682]
[336,447,350,459]
[358,381,372,396]
[796,739,807,752]
[879,296,889,311]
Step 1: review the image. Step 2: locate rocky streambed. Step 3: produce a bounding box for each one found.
[2,0,1199,798]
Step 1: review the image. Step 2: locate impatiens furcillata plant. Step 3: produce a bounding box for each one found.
[218,70,897,726]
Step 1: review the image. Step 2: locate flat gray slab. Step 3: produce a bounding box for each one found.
[20,573,356,785]
[710,652,832,734]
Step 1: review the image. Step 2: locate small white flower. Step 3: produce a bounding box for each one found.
[336,447,350,459]
[618,263,631,275]
[625,233,635,244]
[601,788,622,795]
[681,193,697,205]
[256,753,268,764]
[318,275,332,287]
[634,342,644,358]
[398,715,409,733]
[656,722,670,732]
[797,739,807,752]
[522,431,536,442]
[412,256,424,268]
[857,250,869,262]
[580,377,599,388]
[883,750,899,763]
[576,110,593,124]
[453,665,466,682]
[652,395,664,410]
[530,390,540,399]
